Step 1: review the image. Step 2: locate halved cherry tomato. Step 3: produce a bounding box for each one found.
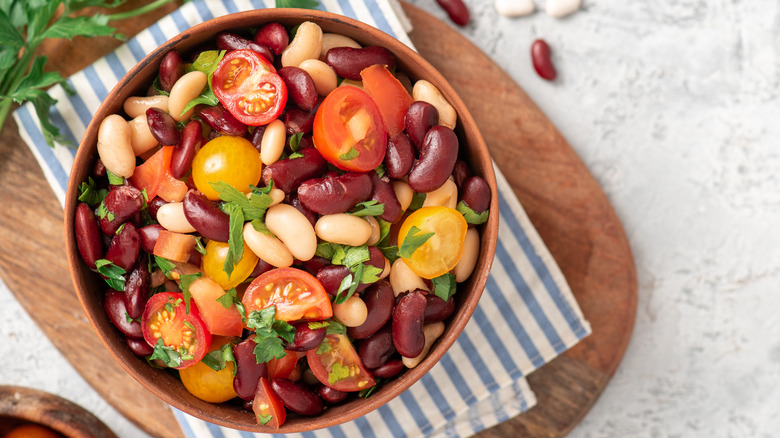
[398,206,468,279]
[141,292,212,369]
[267,350,304,380]
[253,377,286,428]
[179,336,238,403]
[130,146,172,200]
[188,277,244,337]
[307,333,375,392]
[191,135,263,201]
[313,85,387,172]
[212,49,286,126]
[242,268,332,322]
[361,64,413,136]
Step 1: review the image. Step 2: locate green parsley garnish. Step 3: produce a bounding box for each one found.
[77,177,107,207]
[328,362,351,385]
[398,226,435,259]
[339,146,359,161]
[247,307,297,364]
[94,259,126,291]
[432,273,457,301]
[456,201,490,225]
[202,342,237,375]
[180,50,225,116]
[350,200,385,217]
[149,338,182,368]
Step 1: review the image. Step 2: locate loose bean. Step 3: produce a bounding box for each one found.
[454,228,480,282]
[371,359,404,379]
[298,172,372,215]
[75,203,103,269]
[315,214,372,246]
[196,104,247,136]
[170,120,202,179]
[128,114,158,156]
[412,80,457,129]
[216,32,274,63]
[281,21,323,68]
[436,0,470,26]
[254,22,289,55]
[270,378,323,416]
[393,180,414,211]
[123,95,169,119]
[407,126,459,193]
[359,323,395,369]
[317,385,348,404]
[159,50,185,93]
[333,295,368,327]
[531,39,556,80]
[320,33,361,59]
[384,132,415,179]
[182,189,229,242]
[105,289,143,339]
[286,321,327,351]
[424,294,455,324]
[260,119,287,165]
[404,101,439,150]
[298,59,338,96]
[460,176,491,213]
[168,71,208,121]
[105,223,140,272]
[495,0,535,17]
[422,178,458,210]
[347,280,394,340]
[278,67,318,111]
[138,224,165,254]
[402,321,445,368]
[126,337,154,356]
[156,202,196,233]
[390,258,429,296]
[146,107,180,146]
[124,254,150,320]
[546,0,581,18]
[325,46,396,80]
[392,291,427,357]
[284,107,316,135]
[243,222,294,268]
[265,203,317,261]
[365,216,381,246]
[234,335,268,400]
[97,114,135,178]
[369,173,403,223]
[99,185,145,236]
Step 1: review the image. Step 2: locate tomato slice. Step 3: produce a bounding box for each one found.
[242,268,332,322]
[253,377,286,428]
[360,64,413,136]
[267,350,303,379]
[188,277,244,337]
[212,49,286,126]
[307,333,375,392]
[313,85,387,172]
[130,146,172,200]
[398,206,468,279]
[141,292,212,369]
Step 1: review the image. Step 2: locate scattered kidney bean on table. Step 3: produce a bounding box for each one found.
[73,19,491,427]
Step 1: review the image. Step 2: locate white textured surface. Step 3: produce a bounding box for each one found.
[404,0,780,436]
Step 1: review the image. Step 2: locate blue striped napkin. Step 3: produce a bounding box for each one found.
[13,0,591,436]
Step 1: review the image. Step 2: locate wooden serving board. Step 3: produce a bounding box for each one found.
[0,2,637,437]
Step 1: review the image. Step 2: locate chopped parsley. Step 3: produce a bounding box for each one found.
[247,307,297,364]
[350,200,385,217]
[94,259,126,291]
[202,342,237,375]
[328,362,351,385]
[179,273,202,314]
[432,273,457,301]
[456,201,489,225]
[398,226,435,259]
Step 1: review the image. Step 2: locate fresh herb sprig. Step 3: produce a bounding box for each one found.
[246,307,296,364]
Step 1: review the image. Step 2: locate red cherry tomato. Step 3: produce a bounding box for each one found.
[253,377,287,428]
[141,292,212,369]
[130,145,173,201]
[306,333,375,392]
[242,268,332,322]
[267,350,303,379]
[360,64,413,137]
[313,85,387,172]
[212,49,286,126]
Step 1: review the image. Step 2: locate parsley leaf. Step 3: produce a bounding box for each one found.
[456,201,490,225]
[124,312,140,324]
[308,321,329,330]
[247,307,297,364]
[378,245,400,264]
[154,255,176,278]
[106,169,124,185]
[95,200,115,222]
[202,342,237,375]
[257,414,273,425]
[222,203,244,279]
[339,147,359,161]
[149,338,182,368]
[77,177,107,207]
[398,226,435,259]
[276,0,320,9]
[350,200,385,217]
[95,259,126,291]
[432,273,457,301]
[408,192,426,211]
[179,273,202,314]
[181,50,225,115]
[289,132,303,152]
[329,362,351,385]
[325,320,346,336]
[359,379,383,398]
[316,341,332,354]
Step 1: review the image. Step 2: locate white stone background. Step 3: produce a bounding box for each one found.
[3,0,780,437]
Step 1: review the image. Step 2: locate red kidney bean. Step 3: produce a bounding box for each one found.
[105,222,140,272]
[392,290,427,358]
[316,265,352,296]
[384,132,415,179]
[460,176,490,213]
[316,385,348,404]
[436,0,470,26]
[407,126,459,193]
[254,22,289,55]
[159,50,185,93]
[367,246,385,271]
[105,289,143,339]
[424,293,455,324]
[531,39,556,81]
[233,335,268,400]
[187,246,202,267]
[284,107,316,135]
[249,257,273,278]
[92,159,107,178]
[285,322,327,352]
[404,101,438,151]
[298,172,372,215]
[262,147,327,193]
[452,160,472,188]
[171,120,202,179]
[278,67,318,112]
[98,185,144,236]
[298,134,315,150]
[303,256,331,276]
[147,197,168,221]
[270,378,323,416]
[369,172,402,223]
[216,32,274,63]
[124,253,150,320]
[126,336,154,356]
[145,107,180,146]
[137,224,164,254]
[347,280,394,340]
[195,104,247,136]
[164,279,180,292]
[75,203,103,269]
[371,358,404,379]
[182,189,230,242]
[325,46,396,80]
[359,323,395,369]
[290,195,318,228]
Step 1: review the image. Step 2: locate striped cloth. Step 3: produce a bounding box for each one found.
[12,0,591,437]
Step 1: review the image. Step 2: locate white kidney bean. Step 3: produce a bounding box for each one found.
[412,80,457,129]
[156,202,196,233]
[379,257,391,280]
[339,79,363,89]
[454,228,480,282]
[546,0,580,18]
[243,222,294,268]
[364,216,381,246]
[97,114,135,178]
[422,178,458,210]
[320,33,361,60]
[281,21,323,68]
[168,71,208,121]
[390,258,429,296]
[128,114,158,156]
[393,180,414,211]
[315,214,372,246]
[298,59,338,96]
[268,187,285,206]
[265,203,317,261]
[123,95,169,119]
[332,295,368,327]
[495,0,535,17]
[402,322,445,369]
[260,119,286,165]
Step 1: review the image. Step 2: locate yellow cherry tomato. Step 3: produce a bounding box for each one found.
[202,239,258,289]
[192,135,262,200]
[398,206,468,279]
[179,337,238,403]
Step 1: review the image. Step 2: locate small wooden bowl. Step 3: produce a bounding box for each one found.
[64,8,498,432]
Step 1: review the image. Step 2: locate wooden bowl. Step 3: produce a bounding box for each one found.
[64,8,498,432]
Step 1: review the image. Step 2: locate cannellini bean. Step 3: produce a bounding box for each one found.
[379,257,391,280]
[422,178,458,209]
[339,79,363,89]
[390,258,428,296]
[281,21,323,67]
[156,202,196,233]
[298,59,338,96]
[243,222,294,268]
[123,95,169,119]
[260,119,286,165]
[454,228,480,282]
[495,0,534,17]
[320,33,361,59]
[265,203,317,261]
[97,114,135,178]
[168,71,208,121]
[315,214,372,246]
[333,295,368,327]
[364,216,381,246]
[402,322,445,368]
[269,188,285,206]
[412,80,457,129]
[393,180,414,211]
[546,0,580,18]
[128,114,158,156]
